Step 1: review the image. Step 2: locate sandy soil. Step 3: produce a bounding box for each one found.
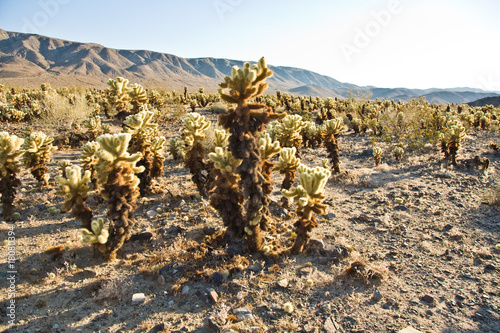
[1,109,499,333]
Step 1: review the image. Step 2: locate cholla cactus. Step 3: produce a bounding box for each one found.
[489,141,499,152]
[107,77,132,118]
[302,121,322,148]
[21,131,56,186]
[259,133,281,231]
[322,117,344,173]
[350,118,363,134]
[128,84,148,113]
[123,110,159,195]
[56,165,93,230]
[275,147,300,191]
[0,132,24,220]
[217,57,285,251]
[283,164,331,253]
[57,160,72,177]
[212,129,230,151]
[83,116,103,140]
[209,147,244,237]
[273,115,305,152]
[373,147,382,166]
[442,120,466,166]
[392,146,404,161]
[150,136,166,178]
[81,218,109,245]
[96,133,145,260]
[80,141,100,185]
[167,138,185,162]
[182,113,211,198]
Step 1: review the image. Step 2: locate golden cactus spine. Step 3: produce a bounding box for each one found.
[282,164,331,253]
[322,117,344,174]
[0,132,24,220]
[95,133,145,260]
[217,57,284,252]
[21,131,56,186]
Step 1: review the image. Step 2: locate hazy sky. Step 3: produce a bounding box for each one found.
[1,0,499,91]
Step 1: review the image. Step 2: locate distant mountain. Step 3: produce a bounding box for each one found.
[0,29,498,105]
[468,96,500,107]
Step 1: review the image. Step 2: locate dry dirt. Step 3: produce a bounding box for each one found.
[1,109,499,333]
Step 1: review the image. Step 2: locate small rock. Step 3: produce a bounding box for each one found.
[484,264,496,271]
[421,294,435,304]
[132,293,146,305]
[233,307,254,322]
[212,272,225,285]
[372,290,383,302]
[394,205,409,211]
[247,263,263,273]
[328,211,336,219]
[151,323,166,333]
[181,285,190,295]
[157,275,165,285]
[207,289,218,304]
[130,232,153,242]
[146,210,158,219]
[159,262,186,278]
[277,278,289,288]
[203,225,218,235]
[323,316,341,333]
[398,326,423,333]
[52,324,59,329]
[306,238,325,254]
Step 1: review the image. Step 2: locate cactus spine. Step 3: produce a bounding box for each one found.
[21,131,56,186]
[322,117,344,174]
[373,147,382,166]
[217,57,284,251]
[283,164,331,253]
[95,133,145,260]
[182,112,211,198]
[56,165,93,231]
[0,132,24,220]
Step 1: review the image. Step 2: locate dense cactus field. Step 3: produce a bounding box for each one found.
[0,60,499,332]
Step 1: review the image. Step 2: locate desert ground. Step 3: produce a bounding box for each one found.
[1,107,499,333]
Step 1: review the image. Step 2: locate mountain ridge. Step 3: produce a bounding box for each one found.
[0,29,498,104]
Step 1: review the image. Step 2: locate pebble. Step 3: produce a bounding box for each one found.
[157,275,165,285]
[159,262,186,278]
[247,263,263,273]
[52,324,59,329]
[323,316,341,333]
[372,290,383,302]
[132,293,146,305]
[146,210,158,219]
[207,289,218,304]
[277,278,289,288]
[398,327,423,333]
[484,264,496,271]
[210,271,225,285]
[181,285,190,295]
[421,294,435,304]
[233,307,254,322]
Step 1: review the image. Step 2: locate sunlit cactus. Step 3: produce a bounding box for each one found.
[96,133,145,260]
[212,129,230,151]
[489,141,499,152]
[259,132,281,231]
[107,77,132,118]
[274,114,305,152]
[56,165,93,230]
[302,121,322,148]
[167,138,185,162]
[80,141,100,186]
[81,218,109,245]
[128,84,148,113]
[392,146,404,161]
[150,136,166,178]
[283,164,331,254]
[0,132,24,220]
[275,147,300,191]
[21,131,56,186]
[209,147,244,237]
[123,110,159,195]
[322,117,344,174]
[373,147,382,167]
[83,116,103,140]
[182,112,211,198]
[57,160,72,177]
[217,57,285,251]
[442,120,466,166]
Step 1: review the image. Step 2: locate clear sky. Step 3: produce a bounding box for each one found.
[1,0,499,91]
